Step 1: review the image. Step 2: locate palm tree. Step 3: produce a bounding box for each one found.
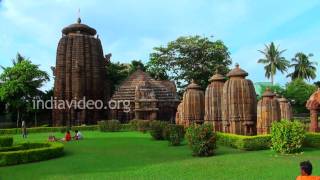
[1,53,26,70]
[258,42,289,84]
[287,52,317,80]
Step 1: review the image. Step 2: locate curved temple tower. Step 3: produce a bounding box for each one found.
[182,80,205,126]
[257,88,281,134]
[204,70,225,131]
[278,96,293,120]
[306,88,320,132]
[52,18,109,126]
[222,64,257,135]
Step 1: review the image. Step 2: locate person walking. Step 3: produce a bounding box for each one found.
[21,120,27,138]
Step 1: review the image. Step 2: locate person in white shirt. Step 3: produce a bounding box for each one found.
[74,130,83,140]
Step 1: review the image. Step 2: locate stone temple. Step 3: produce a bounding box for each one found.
[52,18,109,126]
[110,68,179,123]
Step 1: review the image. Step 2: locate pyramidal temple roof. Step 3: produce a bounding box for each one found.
[111,69,179,101]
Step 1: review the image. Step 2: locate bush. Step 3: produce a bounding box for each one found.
[0,125,99,135]
[0,142,64,166]
[98,120,121,132]
[167,124,185,146]
[129,120,150,133]
[137,120,150,133]
[271,120,305,154]
[0,137,13,147]
[217,133,271,151]
[120,124,132,132]
[149,121,168,140]
[303,133,320,148]
[186,124,216,156]
[129,119,140,130]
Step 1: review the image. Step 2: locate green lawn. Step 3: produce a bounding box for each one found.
[0,131,320,180]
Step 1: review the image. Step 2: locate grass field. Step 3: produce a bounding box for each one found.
[0,131,319,180]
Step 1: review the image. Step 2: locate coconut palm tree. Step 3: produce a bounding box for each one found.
[287,52,317,80]
[257,42,289,84]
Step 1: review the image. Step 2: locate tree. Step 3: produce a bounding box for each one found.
[287,52,317,81]
[258,42,289,84]
[0,54,49,127]
[257,84,285,100]
[147,35,231,94]
[128,60,146,74]
[284,79,317,114]
[106,62,130,95]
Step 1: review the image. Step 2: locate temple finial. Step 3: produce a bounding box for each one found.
[215,68,219,74]
[235,63,239,68]
[77,8,81,24]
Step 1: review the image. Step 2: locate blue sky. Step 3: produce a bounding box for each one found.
[0,0,320,90]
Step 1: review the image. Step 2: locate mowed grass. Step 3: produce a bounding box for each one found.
[0,131,320,180]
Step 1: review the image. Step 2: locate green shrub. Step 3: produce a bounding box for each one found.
[167,124,185,146]
[303,133,320,148]
[120,124,132,131]
[0,129,21,135]
[71,125,99,131]
[217,133,271,151]
[0,142,64,166]
[137,120,150,133]
[271,120,305,154]
[0,144,24,152]
[129,119,139,130]
[0,125,99,135]
[0,137,13,147]
[186,124,216,156]
[149,121,168,140]
[129,120,150,133]
[98,120,121,132]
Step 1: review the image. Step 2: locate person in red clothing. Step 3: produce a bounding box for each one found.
[64,130,71,142]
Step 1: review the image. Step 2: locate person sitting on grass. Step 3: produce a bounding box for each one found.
[48,134,57,142]
[63,130,72,142]
[74,130,83,140]
[296,161,320,180]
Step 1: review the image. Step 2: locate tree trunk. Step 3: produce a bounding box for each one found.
[34,112,37,127]
[16,110,20,128]
[271,74,274,85]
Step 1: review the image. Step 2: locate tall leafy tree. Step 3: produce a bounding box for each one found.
[284,78,317,113]
[287,52,317,81]
[0,53,49,127]
[147,35,231,94]
[258,42,289,84]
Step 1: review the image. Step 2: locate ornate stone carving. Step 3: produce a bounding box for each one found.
[182,80,205,126]
[278,96,293,120]
[222,64,257,135]
[52,19,109,126]
[204,70,225,131]
[306,88,320,132]
[257,88,281,134]
[110,69,179,122]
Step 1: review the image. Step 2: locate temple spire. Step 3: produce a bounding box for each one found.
[77,8,81,24]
